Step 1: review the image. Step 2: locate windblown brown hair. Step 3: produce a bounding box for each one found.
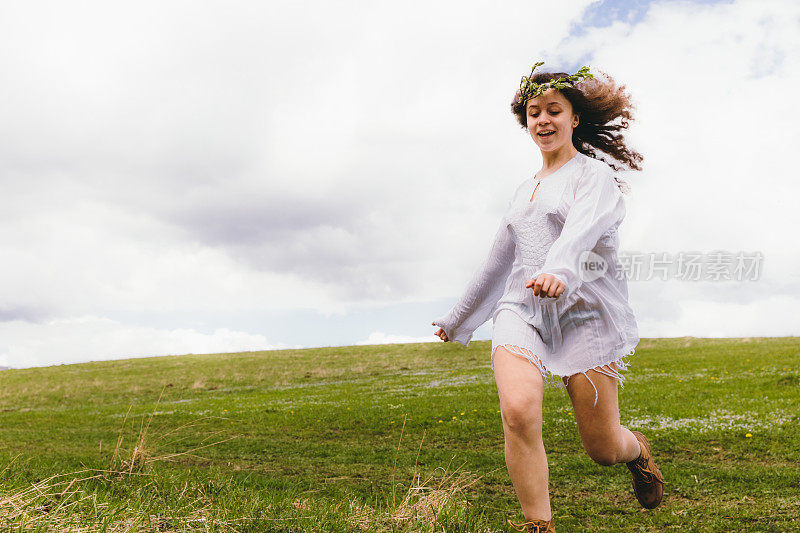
[510,69,643,172]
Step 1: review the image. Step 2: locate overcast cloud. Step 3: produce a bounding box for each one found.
[1,0,797,368]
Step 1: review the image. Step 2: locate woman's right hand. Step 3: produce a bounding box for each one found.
[432,321,449,342]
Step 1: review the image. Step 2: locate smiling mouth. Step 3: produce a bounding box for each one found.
[538,131,555,137]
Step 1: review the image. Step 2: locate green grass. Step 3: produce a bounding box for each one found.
[0,336,798,531]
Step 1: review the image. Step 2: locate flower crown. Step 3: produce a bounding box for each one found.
[517,62,594,104]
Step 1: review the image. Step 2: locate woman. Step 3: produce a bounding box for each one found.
[431,64,664,533]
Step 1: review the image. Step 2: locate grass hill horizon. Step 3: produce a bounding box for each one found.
[0,336,798,531]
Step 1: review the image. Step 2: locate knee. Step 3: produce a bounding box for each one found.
[583,441,621,466]
[500,400,542,434]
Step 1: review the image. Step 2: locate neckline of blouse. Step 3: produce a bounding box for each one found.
[532,151,582,183]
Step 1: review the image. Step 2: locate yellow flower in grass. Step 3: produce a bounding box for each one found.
[745,433,752,438]
[438,420,443,423]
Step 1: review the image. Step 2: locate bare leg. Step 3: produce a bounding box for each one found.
[562,362,641,465]
[493,345,551,521]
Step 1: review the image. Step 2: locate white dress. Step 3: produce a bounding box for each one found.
[433,151,639,406]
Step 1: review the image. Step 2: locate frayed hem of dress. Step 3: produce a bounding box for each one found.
[561,347,637,407]
[491,344,637,408]
[490,343,566,391]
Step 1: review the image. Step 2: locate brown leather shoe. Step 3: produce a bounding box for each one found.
[626,430,665,509]
[507,517,555,532]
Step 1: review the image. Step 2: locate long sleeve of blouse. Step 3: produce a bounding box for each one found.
[532,163,626,304]
[432,205,516,347]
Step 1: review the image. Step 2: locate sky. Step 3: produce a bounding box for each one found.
[1,0,798,369]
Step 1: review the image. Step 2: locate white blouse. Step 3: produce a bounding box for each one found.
[433,151,639,381]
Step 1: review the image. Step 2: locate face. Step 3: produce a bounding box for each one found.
[525,88,579,153]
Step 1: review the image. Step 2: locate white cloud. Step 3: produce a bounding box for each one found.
[551,0,800,257]
[0,0,597,310]
[0,316,282,369]
[356,332,439,346]
[0,199,337,318]
[634,285,800,338]
[543,0,800,335]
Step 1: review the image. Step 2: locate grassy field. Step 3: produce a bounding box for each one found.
[0,336,798,532]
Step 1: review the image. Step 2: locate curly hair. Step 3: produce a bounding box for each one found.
[510,69,643,173]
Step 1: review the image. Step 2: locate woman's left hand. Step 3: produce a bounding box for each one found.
[525,274,565,299]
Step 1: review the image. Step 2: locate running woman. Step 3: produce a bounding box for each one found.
[432,63,664,533]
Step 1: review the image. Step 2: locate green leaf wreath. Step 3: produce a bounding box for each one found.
[517,62,594,104]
